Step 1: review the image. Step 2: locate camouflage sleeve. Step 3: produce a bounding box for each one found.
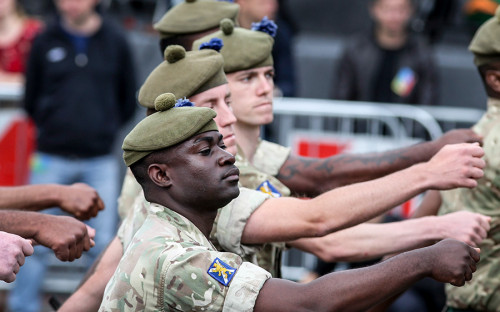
[117,168,143,220]
[117,191,150,249]
[253,140,291,176]
[482,122,500,187]
[214,188,270,258]
[223,262,271,311]
[162,250,271,311]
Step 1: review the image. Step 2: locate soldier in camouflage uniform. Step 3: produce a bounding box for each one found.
[99,92,482,312]
[438,7,500,312]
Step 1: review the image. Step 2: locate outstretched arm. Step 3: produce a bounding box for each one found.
[242,143,484,244]
[277,129,482,197]
[59,236,123,312]
[288,211,490,262]
[0,210,95,261]
[254,239,479,312]
[0,183,104,220]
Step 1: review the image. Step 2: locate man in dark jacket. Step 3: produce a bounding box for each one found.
[11,0,137,311]
[333,0,438,106]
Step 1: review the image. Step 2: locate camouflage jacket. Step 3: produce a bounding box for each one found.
[236,139,291,197]
[116,169,143,221]
[439,97,500,311]
[235,139,292,277]
[100,203,271,311]
[117,186,272,270]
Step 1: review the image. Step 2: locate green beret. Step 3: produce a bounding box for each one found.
[138,45,227,109]
[192,18,274,73]
[123,93,218,166]
[154,0,239,39]
[469,7,500,66]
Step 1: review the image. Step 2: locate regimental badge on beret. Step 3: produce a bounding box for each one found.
[207,257,237,286]
[257,180,282,198]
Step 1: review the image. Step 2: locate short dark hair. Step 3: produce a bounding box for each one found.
[159,36,194,55]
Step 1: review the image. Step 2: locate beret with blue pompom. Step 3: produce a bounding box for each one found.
[138,45,227,109]
[192,17,276,73]
[123,92,218,166]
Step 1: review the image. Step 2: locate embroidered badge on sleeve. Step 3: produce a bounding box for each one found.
[257,180,282,198]
[207,258,237,286]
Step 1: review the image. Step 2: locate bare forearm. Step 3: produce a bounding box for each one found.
[277,129,482,198]
[289,217,441,262]
[0,185,63,211]
[245,143,483,244]
[243,164,430,244]
[0,210,42,238]
[255,250,427,312]
[277,141,439,197]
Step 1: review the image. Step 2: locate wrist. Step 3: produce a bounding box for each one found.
[406,164,431,192]
[47,184,66,208]
[420,216,442,242]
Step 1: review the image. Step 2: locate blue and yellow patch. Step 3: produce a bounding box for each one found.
[207,258,236,286]
[257,180,282,198]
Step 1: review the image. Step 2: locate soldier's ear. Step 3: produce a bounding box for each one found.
[485,69,500,93]
[148,163,172,188]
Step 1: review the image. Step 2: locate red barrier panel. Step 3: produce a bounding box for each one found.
[0,113,35,186]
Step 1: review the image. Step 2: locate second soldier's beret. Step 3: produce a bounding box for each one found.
[138,45,227,109]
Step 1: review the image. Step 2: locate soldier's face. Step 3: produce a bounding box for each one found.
[226,66,275,127]
[190,84,238,156]
[166,131,240,210]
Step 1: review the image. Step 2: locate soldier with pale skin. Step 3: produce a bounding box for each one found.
[100,93,481,311]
